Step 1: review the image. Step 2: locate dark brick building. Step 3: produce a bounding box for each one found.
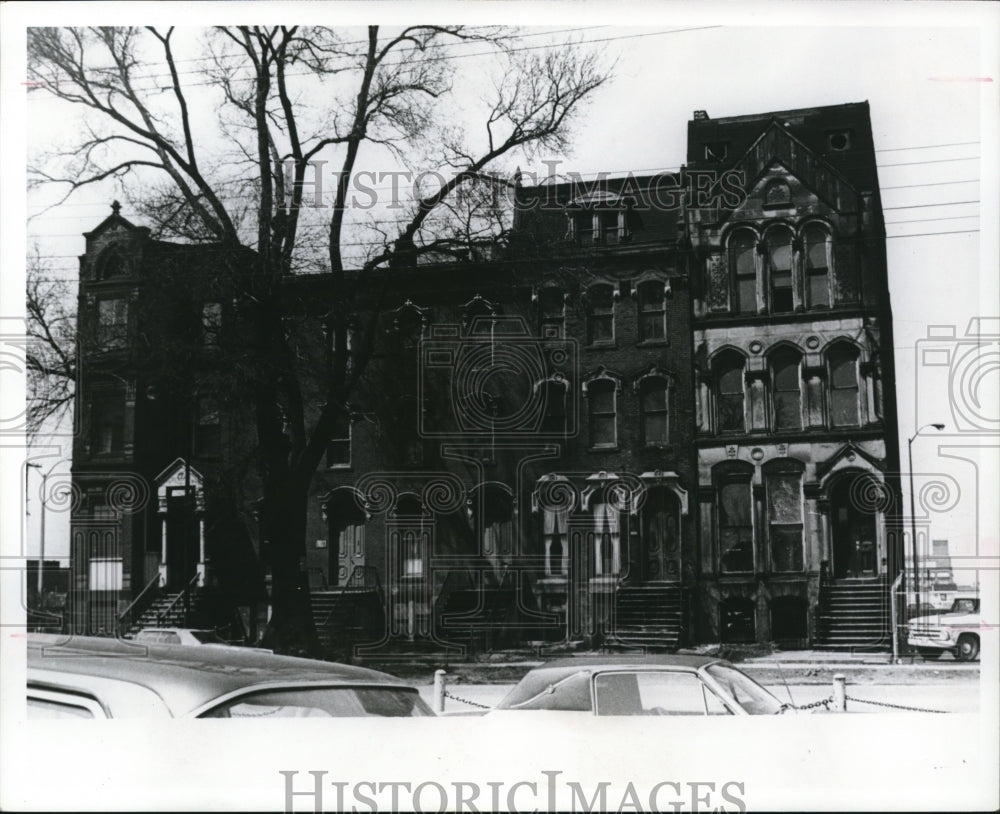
[67,101,899,653]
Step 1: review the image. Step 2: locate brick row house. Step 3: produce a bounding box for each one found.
[66,101,901,652]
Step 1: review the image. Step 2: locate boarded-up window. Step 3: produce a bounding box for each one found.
[829,344,860,427]
[767,472,803,572]
[771,350,802,431]
[719,481,753,573]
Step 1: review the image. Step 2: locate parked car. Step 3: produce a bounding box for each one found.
[26,633,433,719]
[487,655,789,716]
[907,597,983,661]
[132,627,272,652]
[133,627,233,646]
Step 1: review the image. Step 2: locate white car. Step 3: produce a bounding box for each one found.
[132,627,272,652]
[907,597,982,661]
[27,633,432,718]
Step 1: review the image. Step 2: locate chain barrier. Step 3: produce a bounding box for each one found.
[443,689,492,710]
[844,694,949,714]
[793,696,833,711]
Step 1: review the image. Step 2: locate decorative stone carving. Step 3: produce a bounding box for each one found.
[706,254,730,312]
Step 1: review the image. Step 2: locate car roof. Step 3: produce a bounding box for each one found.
[495,654,727,710]
[27,634,416,717]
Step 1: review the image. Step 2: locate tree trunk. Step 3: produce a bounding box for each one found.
[260,476,319,656]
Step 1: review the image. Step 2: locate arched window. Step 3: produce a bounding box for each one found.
[98,251,128,280]
[803,224,831,308]
[639,376,670,446]
[728,231,757,315]
[766,227,794,313]
[586,377,618,448]
[714,352,746,434]
[828,343,861,427]
[770,347,802,431]
[586,284,615,345]
[636,280,667,342]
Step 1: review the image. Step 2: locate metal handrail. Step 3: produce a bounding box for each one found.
[156,572,200,627]
[116,572,161,636]
[890,569,904,662]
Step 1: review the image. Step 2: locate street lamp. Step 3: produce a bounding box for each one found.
[908,422,945,616]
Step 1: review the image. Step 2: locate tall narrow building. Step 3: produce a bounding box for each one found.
[685,103,901,648]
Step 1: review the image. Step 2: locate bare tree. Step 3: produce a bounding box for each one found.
[27,25,611,653]
[26,247,76,437]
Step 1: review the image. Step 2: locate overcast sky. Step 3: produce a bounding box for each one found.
[3,3,997,572]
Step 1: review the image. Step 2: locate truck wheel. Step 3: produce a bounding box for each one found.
[917,648,942,660]
[955,635,979,662]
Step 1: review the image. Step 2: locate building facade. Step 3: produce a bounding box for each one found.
[66,102,900,652]
[685,103,902,647]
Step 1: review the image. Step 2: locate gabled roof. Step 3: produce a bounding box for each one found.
[815,441,885,481]
[82,200,150,240]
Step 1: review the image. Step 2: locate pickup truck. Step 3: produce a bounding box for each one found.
[907,597,982,661]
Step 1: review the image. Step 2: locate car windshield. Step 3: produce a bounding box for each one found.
[704,664,783,714]
[200,687,433,718]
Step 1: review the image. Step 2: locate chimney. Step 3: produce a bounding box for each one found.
[693,110,709,121]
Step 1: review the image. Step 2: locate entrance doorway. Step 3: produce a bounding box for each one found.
[641,486,680,582]
[166,493,198,591]
[829,474,879,579]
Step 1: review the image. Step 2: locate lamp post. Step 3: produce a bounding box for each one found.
[907,423,945,616]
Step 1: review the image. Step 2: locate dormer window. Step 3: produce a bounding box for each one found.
[568,191,629,247]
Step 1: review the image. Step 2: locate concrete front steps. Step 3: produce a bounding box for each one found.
[815,579,891,651]
[609,584,683,650]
